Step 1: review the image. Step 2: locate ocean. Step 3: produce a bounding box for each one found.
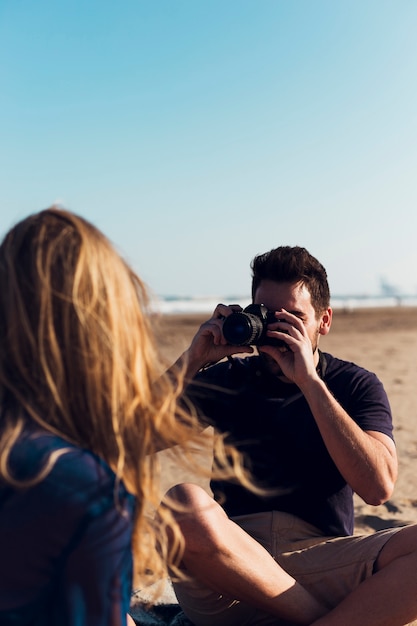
[152,294,417,315]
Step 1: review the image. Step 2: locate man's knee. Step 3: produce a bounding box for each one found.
[165,483,229,553]
[375,523,417,571]
[165,483,213,510]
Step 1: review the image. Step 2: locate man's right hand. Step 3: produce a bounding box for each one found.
[182,303,253,378]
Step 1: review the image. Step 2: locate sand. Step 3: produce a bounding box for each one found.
[140,306,417,624]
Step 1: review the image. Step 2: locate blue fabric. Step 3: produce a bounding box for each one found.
[0,423,136,625]
[186,351,394,537]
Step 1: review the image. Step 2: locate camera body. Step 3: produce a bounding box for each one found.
[222,303,287,347]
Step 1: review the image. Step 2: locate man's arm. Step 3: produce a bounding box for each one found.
[172,303,253,380]
[299,376,397,504]
[260,309,398,505]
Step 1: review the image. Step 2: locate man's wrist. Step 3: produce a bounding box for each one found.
[298,373,327,399]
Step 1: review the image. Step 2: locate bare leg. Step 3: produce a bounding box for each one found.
[166,483,327,624]
[311,524,417,626]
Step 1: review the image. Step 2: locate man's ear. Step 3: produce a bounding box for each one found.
[319,307,332,336]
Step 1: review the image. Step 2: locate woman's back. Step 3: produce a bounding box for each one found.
[0,421,135,625]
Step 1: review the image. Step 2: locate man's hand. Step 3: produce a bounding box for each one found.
[182,304,254,378]
[258,309,320,385]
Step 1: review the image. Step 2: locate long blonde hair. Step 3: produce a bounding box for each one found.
[0,207,249,586]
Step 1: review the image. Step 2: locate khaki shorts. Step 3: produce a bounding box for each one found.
[173,510,401,626]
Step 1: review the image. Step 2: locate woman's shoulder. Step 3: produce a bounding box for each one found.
[7,425,131,514]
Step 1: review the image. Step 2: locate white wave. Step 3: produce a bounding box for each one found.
[152,294,417,315]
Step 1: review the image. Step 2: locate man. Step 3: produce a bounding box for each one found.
[167,246,417,626]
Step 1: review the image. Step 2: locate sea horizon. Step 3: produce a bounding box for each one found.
[151,294,417,315]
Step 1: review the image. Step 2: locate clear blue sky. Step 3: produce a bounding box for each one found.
[1,0,416,299]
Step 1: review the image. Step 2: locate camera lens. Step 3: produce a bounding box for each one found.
[222,312,264,346]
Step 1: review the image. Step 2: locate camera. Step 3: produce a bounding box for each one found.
[222,304,288,347]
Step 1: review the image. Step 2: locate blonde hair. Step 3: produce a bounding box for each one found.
[0,207,249,587]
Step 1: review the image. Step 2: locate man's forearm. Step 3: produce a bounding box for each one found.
[300,377,397,504]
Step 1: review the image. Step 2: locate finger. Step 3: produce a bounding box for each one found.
[225,345,254,356]
[268,313,304,338]
[266,332,294,351]
[271,309,302,326]
[212,303,243,319]
[199,319,224,344]
[259,343,291,360]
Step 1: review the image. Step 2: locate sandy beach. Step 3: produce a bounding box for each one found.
[136,306,417,624]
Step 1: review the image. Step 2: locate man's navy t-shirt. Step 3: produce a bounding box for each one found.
[186,351,393,537]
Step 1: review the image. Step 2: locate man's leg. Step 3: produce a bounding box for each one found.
[166,483,328,625]
[311,523,417,626]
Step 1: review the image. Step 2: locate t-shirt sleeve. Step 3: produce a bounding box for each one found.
[353,372,394,439]
[326,357,395,441]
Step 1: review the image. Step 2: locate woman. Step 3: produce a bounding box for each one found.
[0,208,242,625]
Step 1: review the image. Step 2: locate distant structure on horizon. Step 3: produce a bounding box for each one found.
[379,276,401,298]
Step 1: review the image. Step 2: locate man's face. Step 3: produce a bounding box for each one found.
[254,279,327,377]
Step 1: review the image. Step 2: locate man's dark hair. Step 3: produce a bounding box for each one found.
[251,246,330,314]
